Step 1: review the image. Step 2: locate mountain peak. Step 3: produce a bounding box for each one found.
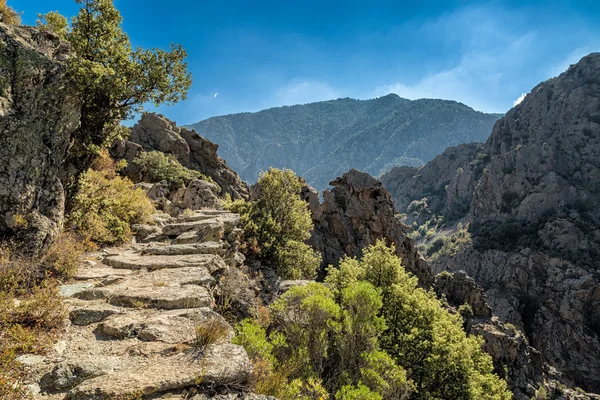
[188,97,501,190]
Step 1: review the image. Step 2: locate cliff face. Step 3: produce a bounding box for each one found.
[111,113,249,200]
[188,95,501,191]
[0,24,80,254]
[381,53,600,393]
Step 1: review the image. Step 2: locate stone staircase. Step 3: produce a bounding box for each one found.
[28,209,267,400]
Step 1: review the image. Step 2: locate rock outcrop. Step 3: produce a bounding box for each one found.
[307,169,434,287]
[381,53,600,394]
[112,113,249,200]
[0,24,80,254]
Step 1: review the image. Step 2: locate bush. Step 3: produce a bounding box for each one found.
[42,232,85,281]
[68,157,155,245]
[233,278,413,399]
[236,168,320,279]
[336,385,382,400]
[0,0,20,25]
[133,151,214,187]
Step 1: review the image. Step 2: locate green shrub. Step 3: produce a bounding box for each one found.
[68,158,155,245]
[132,151,214,187]
[335,385,382,400]
[236,168,321,279]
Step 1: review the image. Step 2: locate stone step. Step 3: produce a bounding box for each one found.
[75,284,212,310]
[67,344,251,400]
[68,298,123,326]
[103,251,226,273]
[139,241,223,256]
[162,218,224,238]
[97,308,233,344]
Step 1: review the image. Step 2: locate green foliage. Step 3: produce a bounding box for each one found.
[283,378,330,400]
[335,385,382,400]
[37,11,68,39]
[335,282,385,384]
[38,0,192,189]
[132,151,212,187]
[68,157,155,244]
[271,283,340,378]
[0,0,20,25]
[233,319,275,366]
[236,241,510,399]
[357,242,510,400]
[237,168,321,279]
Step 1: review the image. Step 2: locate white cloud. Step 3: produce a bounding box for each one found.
[370,6,540,113]
[274,80,341,106]
[513,93,527,106]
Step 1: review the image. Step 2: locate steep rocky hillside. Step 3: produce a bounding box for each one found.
[381,53,600,394]
[188,95,501,190]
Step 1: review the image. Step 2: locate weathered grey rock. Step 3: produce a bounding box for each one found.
[131,223,162,241]
[0,24,80,255]
[60,284,94,298]
[72,266,133,281]
[140,242,223,256]
[308,170,434,287]
[98,308,232,344]
[435,270,492,317]
[103,251,226,273]
[69,300,122,326]
[76,284,212,310]
[167,179,222,214]
[112,113,249,200]
[41,359,121,392]
[278,280,312,293]
[67,344,251,400]
[468,317,544,400]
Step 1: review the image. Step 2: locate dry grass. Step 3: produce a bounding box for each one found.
[193,318,230,352]
[0,243,69,398]
[42,232,85,281]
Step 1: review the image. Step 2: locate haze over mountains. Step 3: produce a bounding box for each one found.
[188,94,502,190]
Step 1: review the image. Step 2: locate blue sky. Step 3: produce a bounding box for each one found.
[13,0,600,124]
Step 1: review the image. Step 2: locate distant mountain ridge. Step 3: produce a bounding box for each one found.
[187,94,502,190]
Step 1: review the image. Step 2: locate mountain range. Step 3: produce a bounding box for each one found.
[188,94,502,190]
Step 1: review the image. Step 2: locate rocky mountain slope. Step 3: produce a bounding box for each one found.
[188,95,501,190]
[381,53,600,394]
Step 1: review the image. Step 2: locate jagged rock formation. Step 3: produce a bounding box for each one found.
[188,95,501,191]
[381,53,600,394]
[112,113,249,200]
[25,208,268,399]
[306,169,434,287]
[0,24,80,254]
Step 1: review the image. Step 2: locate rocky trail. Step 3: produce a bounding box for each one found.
[20,209,268,400]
